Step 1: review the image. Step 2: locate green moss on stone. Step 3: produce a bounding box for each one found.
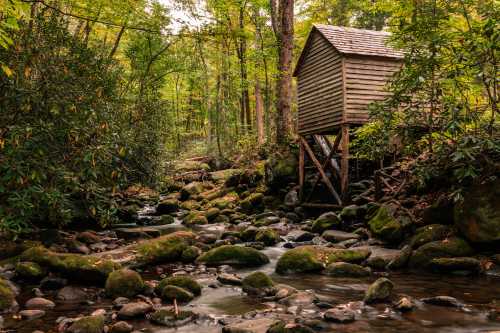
[196,245,270,267]
[410,224,451,248]
[311,212,340,234]
[0,278,15,311]
[160,285,194,303]
[67,315,105,333]
[328,248,372,264]
[135,231,195,265]
[15,261,45,280]
[255,229,280,246]
[105,268,144,298]
[368,206,402,244]
[181,246,201,263]
[409,237,474,269]
[183,212,208,226]
[275,246,328,274]
[241,272,274,294]
[240,193,264,214]
[156,276,202,296]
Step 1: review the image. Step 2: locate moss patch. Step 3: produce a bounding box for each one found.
[311,212,340,234]
[409,237,474,269]
[105,268,144,298]
[156,276,201,296]
[160,285,194,303]
[368,205,402,244]
[0,278,15,311]
[240,193,264,214]
[67,315,105,333]
[196,245,269,267]
[255,229,280,246]
[135,231,196,266]
[242,272,274,295]
[20,246,119,284]
[15,261,45,280]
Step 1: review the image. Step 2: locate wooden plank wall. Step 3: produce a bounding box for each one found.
[344,56,401,124]
[297,31,344,135]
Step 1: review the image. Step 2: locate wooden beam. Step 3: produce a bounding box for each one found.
[304,141,337,203]
[298,138,305,201]
[300,137,342,205]
[340,125,350,199]
[313,134,340,176]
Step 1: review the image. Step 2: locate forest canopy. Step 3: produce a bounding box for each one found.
[0,0,498,233]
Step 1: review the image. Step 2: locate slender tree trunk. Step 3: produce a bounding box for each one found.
[237,3,251,132]
[270,0,294,144]
[255,79,265,144]
[108,24,126,60]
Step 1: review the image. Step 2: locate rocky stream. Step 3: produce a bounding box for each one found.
[0,159,499,333]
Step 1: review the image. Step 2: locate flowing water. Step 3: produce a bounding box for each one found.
[4,219,500,333]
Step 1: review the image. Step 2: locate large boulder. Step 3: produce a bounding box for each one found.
[311,212,340,234]
[20,246,119,284]
[67,315,105,333]
[364,278,394,303]
[241,272,275,296]
[156,199,179,215]
[240,193,265,214]
[265,151,298,189]
[409,237,474,269]
[196,245,270,267]
[367,205,403,244]
[255,229,280,246]
[105,269,144,298]
[155,276,201,296]
[180,182,204,200]
[134,231,196,266]
[410,224,452,248]
[454,179,500,245]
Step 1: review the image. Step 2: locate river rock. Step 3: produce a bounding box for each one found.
[156,199,179,215]
[364,278,394,303]
[421,296,463,308]
[322,230,360,243]
[311,212,340,234]
[394,296,414,312]
[196,245,269,267]
[410,224,452,248]
[409,237,474,268]
[242,272,275,296]
[255,229,280,246]
[240,193,265,214]
[149,308,196,327]
[223,317,279,333]
[76,231,101,244]
[265,151,298,189]
[15,262,46,280]
[57,287,87,302]
[278,291,318,307]
[284,190,300,208]
[386,245,412,270]
[287,230,314,242]
[325,262,371,277]
[105,269,144,298]
[19,309,45,320]
[367,205,402,244]
[429,257,482,275]
[323,306,356,323]
[25,297,55,310]
[118,302,153,318]
[156,276,201,296]
[254,216,280,227]
[365,247,402,269]
[110,321,133,333]
[217,273,242,285]
[180,182,204,200]
[67,315,105,333]
[454,179,500,245]
[267,321,315,333]
[134,231,196,265]
[160,285,194,303]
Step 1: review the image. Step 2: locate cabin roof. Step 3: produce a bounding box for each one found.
[294,24,404,77]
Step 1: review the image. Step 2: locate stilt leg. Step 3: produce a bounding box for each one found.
[340,125,350,200]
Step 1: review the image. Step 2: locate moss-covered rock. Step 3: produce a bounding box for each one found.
[204,207,221,222]
[241,272,274,295]
[265,151,298,189]
[181,246,201,263]
[240,193,264,214]
[196,245,270,267]
[454,179,500,244]
[328,248,372,264]
[180,200,201,211]
[240,226,259,242]
[156,199,179,215]
[255,229,280,246]
[67,315,105,333]
[364,277,394,303]
[20,246,119,284]
[325,262,371,277]
[410,224,451,248]
[157,214,175,225]
[180,182,204,200]
[368,205,403,244]
[183,212,208,226]
[409,237,474,269]
[0,277,15,311]
[156,276,202,296]
[135,231,196,266]
[267,321,315,333]
[311,212,340,234]
[105,269,144,298]
[149,308,196,327]
[429,257,482,275]
[276,246,329,274]
[15,261,45,280]
[160,285,194,303]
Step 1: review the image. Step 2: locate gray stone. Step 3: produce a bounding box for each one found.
[25,297,55,310]
[421,296,463,308]
[222,318,279,333]
[19,310,45,320]
[57,287,87,302]
[322,230,360,243]
[118,302,153,318]
[364,278,394,303]
[324,306,356,323]
[110,321,134,333]
[287,230,314,242]
[217,273,242,286]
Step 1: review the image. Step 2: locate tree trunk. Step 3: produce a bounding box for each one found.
[238,3,251,132]
[255,79,265,144]
[271,0,294,144]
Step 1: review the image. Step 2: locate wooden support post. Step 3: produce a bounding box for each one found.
[298,137,305,201]
[300,137,342,205]
[304,140,337,203]
[340,125,350,200]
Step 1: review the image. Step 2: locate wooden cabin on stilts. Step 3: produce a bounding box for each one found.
[294,25,403,207]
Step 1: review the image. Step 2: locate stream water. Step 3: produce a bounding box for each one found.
[4,215,500,333]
